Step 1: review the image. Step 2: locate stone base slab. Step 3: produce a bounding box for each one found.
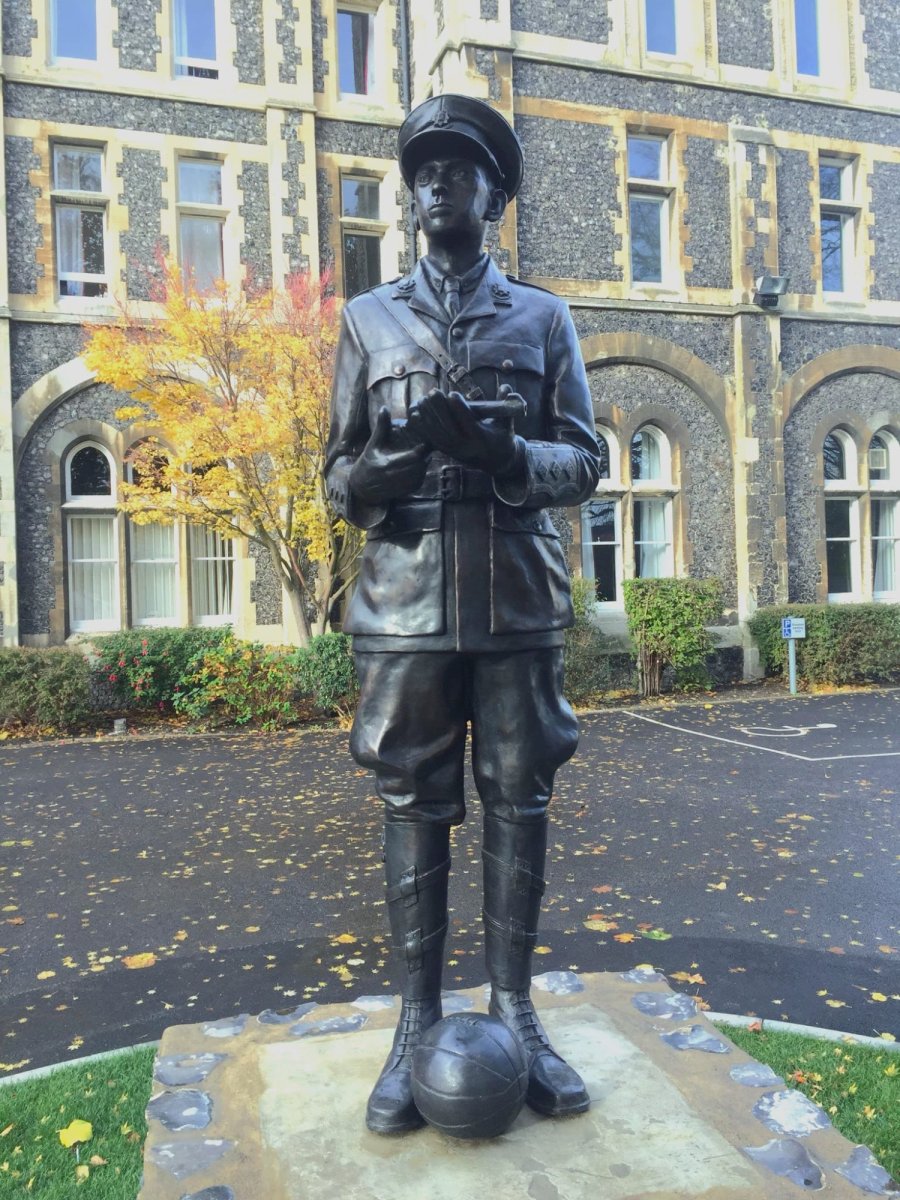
[137,970,896,1199]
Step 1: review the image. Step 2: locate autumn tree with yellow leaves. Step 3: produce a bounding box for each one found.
[84,265,362,644]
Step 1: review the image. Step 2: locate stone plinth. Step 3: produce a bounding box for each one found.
[137,970,896,1200]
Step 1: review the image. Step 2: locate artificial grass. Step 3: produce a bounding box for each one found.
[0,1046,155,1198]
[718,1024,900,1181]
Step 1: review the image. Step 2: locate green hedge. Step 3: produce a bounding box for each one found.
[0,647,93,733]
[748,603,900,685]
[91,627,231,710]
[623,577,723,697]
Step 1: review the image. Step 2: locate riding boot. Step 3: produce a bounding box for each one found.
[366,820,451,1134]
[482,814,590,1117]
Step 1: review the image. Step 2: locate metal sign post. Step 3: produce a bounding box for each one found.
[781,617,807,695]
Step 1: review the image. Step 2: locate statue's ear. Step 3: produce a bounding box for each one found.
[410,197,420,232]
[485,188,508,223]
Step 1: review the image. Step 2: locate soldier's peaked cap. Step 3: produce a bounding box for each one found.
[398,94,524,199]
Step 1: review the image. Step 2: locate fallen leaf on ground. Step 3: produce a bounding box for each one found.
[59,1121,92,1148]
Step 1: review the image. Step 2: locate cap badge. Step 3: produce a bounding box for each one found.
[429,101,453,129]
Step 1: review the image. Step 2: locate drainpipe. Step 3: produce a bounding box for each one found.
[398,0,418,269]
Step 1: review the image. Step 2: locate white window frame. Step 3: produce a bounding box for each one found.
[176,157,227,290]
[626,134,674,289]
[63,442,121,634]
[818,157,860,298]
[871,495,900,600]
[824,495,862,602]
[50,0,99,65]
[630,425,676,579]
[189,525,235,626]
[339,172,386,298]
[642,0,679,59]
[51,144,109,301]
[868,429,900,492]
[172,0,220,79]
[580,427,625,607]
[335,4,378,98]
[822,427,858,491]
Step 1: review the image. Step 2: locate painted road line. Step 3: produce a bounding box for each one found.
[624,711,900,761]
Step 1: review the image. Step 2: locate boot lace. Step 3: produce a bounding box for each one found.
[393,1001,430,1063]
[507,990,551,1056]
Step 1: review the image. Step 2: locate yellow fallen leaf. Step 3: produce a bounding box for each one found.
[885,1064,898,1077]
[533,946,552,954]
[88,1155,108,1166]
[613,932,636,943]
[870,992,888,1002]
[245,926,260,934]
[862,1105,876,1120]
[75,1164,89,1183]
[58,1120,92,1148]
[879,1032,896,1042]
[825,999,847,1008]
[36,971,56,981]
[0,1126,12,1138]
[121,953,157,970]
[173,931,188,942]
[333,933,356,944]
[583,918,617,932]
[708,881,727,891]
[670,971,706,985]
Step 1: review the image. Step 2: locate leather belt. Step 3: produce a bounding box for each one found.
[408,464,495,501]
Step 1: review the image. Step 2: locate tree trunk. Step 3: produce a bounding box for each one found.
[639,648,662,699]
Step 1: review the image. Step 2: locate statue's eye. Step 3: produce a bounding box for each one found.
[452,167,470,180]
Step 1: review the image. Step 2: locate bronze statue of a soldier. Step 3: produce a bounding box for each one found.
[325,94,602,1134]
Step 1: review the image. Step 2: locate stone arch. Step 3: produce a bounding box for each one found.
[579,331,731,441]
[13,357,97,466]
[782,345,900,423]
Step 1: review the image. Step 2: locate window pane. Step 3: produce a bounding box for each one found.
[645,0,677,54]
[341,177,380,219]
[69,516,117,625]
[826,539,852,594]
[174,0,217,60]
[180,216,224,290]
[872,499,897,593]
[581,500,618,603]
[52,0,97,60]
[819,163,843,202]
[627,137,663,181]
[343,233,381,298]
[869,434,888,481]
[338,9,374,94]
[583,499,616,544]
[596,433,610,479]
[823,433,846,481]
[630,195,663,282]
[825,497,850,539]
[131,523,177,623]
[631,430,662,481]
[820,213,844,292]
[178,160,223,204]
[70,446,111,497]
[53,147,102,192]
[190,526,234,621]
[634,498,669,578]
[794,0,820,75]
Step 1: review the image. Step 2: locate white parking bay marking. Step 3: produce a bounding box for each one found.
[734,723,837,738]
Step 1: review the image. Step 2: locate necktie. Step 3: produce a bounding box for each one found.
[444,276,461,320]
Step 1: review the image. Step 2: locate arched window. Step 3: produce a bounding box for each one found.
[579,422,677,606]
[581,428,622,603]
[869,429,899,599]
[631,425,673,578]
[63,441,120,632]
[822,428,861,600]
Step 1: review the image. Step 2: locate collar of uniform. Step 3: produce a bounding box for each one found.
[419,253,489,299]
[392,255,513,322]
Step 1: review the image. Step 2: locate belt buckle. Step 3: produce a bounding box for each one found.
[440,464,462,500]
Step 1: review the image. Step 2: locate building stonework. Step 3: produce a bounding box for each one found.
[2,0,900,664]
[118,148,169,301]
[112,0,162,72]
[4,135,42,295]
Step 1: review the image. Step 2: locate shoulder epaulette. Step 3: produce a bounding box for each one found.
[506,273,555,295]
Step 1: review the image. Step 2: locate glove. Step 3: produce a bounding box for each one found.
[348,407,428,505]
[407,389,523,477]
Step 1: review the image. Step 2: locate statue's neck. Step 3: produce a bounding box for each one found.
[423,237,486,278]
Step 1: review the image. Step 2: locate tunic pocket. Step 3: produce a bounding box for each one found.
[344,502,446,636]
[489,506,573,635]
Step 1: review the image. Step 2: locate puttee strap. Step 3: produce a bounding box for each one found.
[372,290,485,403]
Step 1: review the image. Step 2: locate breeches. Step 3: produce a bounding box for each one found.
[350,649,579,826]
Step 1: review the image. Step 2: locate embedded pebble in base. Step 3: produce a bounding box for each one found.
[532,971,585,996]
[258,1003,318,1025]
[441,992,475,1014]
[743,1137,825,1190]
[352,995,396,1012]
[202,1015,248,1039]
[147,1089,212,1133]
[632,991,699,1020]
[619,966,666,985]
[147,1138,234,1181]
[179,1189,235,1200]
[752,1089,832,1137]
[835,1144,899,1195]
[289,1014,368,1037]
[730,1062,785,1088]
[154,1053,227,1087]
[661,1025,732,1053]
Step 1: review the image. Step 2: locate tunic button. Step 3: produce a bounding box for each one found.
[451,326,464,338]
[393,363,405,377]
[501,359,514,372]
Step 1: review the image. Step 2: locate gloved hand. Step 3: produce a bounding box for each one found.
[407,389,523,477]
[348,406,428,505]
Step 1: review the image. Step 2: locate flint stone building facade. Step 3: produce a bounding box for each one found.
[2,0,899,677]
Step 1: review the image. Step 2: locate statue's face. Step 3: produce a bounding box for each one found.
[412,157,502,244]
